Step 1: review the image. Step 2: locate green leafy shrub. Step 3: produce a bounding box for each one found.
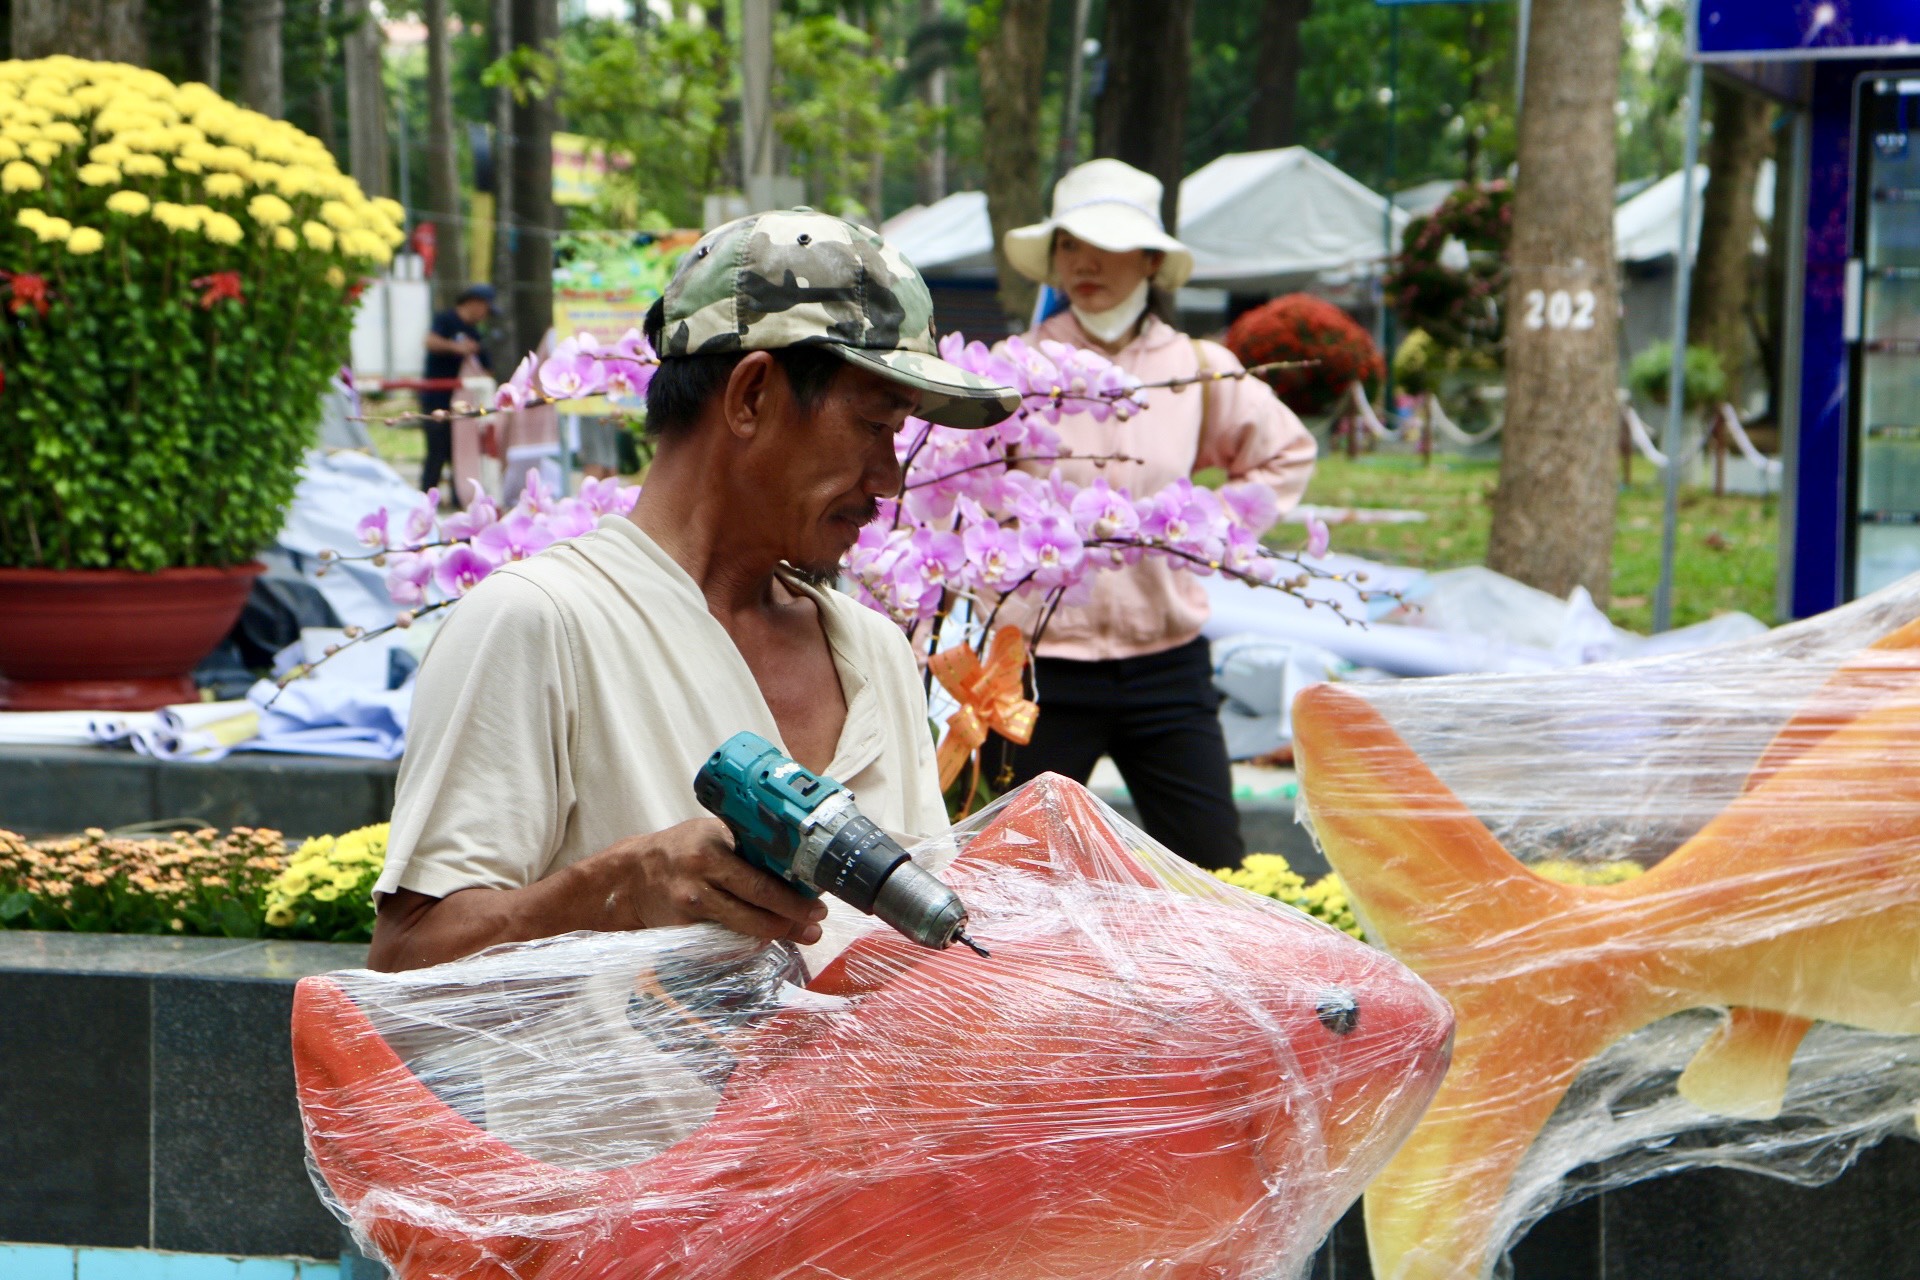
[1627,341,1728,412]
[0,58,402,571]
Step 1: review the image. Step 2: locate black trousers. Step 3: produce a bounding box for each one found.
[420,416,453,494]
[991,635,1244,870]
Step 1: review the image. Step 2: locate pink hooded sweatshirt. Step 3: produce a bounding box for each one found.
[1009,309,1317,662]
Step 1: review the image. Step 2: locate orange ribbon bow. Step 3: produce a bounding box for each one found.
[929,625,1040,792]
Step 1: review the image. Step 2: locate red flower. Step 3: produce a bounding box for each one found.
[2,271,50,316]
[191,271,245,309]
[1223,293,1384,417]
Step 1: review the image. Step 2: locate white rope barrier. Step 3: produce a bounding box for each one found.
[1715,402,1784,482]
[1423,392,1505,446]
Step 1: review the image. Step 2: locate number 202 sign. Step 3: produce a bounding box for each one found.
[1522,288,1596,332]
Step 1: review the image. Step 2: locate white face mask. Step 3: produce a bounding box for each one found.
[1070,279,1150,346]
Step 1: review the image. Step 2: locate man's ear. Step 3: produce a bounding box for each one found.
[722,351,778,440]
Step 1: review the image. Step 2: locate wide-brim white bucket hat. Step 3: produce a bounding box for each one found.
[1004,158,1194,290]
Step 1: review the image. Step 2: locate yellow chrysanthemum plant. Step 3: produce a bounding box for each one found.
[1215,852,1366,940]
[263,822,387,941]
[0,57,405,572]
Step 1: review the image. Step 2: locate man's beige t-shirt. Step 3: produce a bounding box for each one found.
[377,515,949,910]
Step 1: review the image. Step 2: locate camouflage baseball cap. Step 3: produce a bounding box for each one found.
[656,208,1020,429]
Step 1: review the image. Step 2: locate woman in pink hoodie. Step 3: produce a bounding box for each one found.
[991,159,1318,870]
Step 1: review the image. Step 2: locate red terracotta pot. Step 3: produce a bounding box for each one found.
[0,563,263,710]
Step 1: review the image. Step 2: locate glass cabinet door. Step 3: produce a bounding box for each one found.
[1854,76,1920,596]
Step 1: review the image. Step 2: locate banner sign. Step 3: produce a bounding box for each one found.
[1694,1,1919,60]
[552,132,624,207]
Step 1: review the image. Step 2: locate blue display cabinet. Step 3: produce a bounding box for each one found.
[1692,3,1920,614]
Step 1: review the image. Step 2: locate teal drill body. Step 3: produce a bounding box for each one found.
[694,731,985,955]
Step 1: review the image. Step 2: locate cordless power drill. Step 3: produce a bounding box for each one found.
[694,731,988,956]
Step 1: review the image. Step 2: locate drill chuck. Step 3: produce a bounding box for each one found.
[695,733,986,955]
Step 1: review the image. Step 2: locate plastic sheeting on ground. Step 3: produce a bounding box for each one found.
[1291,571,1920,1280]
[1201,559,1768,684]
[273,449,426,631]
[293,776,1454,1280]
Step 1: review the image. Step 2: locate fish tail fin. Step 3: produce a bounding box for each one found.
[1293,684,1572,960]
[1747,616,1920,790]
[1677,1007,1814,1120]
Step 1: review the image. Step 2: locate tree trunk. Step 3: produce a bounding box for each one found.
[976,0,1050,325]
[1484,0,1623,605]
[1092,0,1195,231]
[1688,77,1773,407]
[489,0,518,364]
[918,0,948,205]
[199,0,222,88]
[342,0,388,198]
[424,0,466,308]
[1245,0,1312,150]
[241,0,283,118]
[509,0,558,360]
[12,0,147,62]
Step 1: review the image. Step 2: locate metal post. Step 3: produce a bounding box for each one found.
[740,0,774,207]
[395,91,412,229]
[1653,61,1705,634]
[1056,0,1094,184]
[1514,0,1533,117]
[1380,6,1401,416]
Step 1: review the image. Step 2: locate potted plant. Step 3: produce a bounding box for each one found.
[0,58,401,709]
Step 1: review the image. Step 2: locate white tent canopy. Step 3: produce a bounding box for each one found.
[883,190,997,278]
[1178,147,1410,292]
[883,147,1409,292]
[1614,161,1776,264]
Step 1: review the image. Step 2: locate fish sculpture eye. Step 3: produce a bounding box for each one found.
[1317,989,1360,1036]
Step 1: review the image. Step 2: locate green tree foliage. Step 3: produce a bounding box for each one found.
[1187,0,1517,190]
[553,12,902,229]
[1617,0,1689,187]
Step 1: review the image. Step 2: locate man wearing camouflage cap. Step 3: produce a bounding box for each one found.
[369,210,1018,973]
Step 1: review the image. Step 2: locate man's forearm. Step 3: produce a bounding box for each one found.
[368,852,639,972]
[366,817,826,972]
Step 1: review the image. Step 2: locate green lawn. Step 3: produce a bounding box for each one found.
[1295,454,1779,633]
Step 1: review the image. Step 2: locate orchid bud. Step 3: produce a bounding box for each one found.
[395,611,414,629]
[324,644,340,656]
[318,549,335,561]
[343,625,363,639]
[372,554,386,568]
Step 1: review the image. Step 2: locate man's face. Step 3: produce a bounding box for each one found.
[455,298,490,328]
[745,360,914,578]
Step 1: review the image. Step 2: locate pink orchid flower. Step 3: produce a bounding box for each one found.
[383,550,435,606]
[474,511,557,564]
[433,544,494,596]
[354,507,389,550]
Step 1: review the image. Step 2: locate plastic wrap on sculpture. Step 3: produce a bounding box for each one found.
[1291,575,1920,1280]
[292,777,1454,1279]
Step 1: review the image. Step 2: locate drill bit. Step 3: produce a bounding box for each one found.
[955,931,990,958]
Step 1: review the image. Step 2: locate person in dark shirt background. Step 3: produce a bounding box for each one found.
[420,284,496,496]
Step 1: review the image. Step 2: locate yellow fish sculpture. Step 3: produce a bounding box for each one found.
[1292,614,1920,1280]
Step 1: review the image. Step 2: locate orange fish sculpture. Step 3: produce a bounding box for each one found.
[1292,612,1920,1280]
[293,775,1455,1280]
